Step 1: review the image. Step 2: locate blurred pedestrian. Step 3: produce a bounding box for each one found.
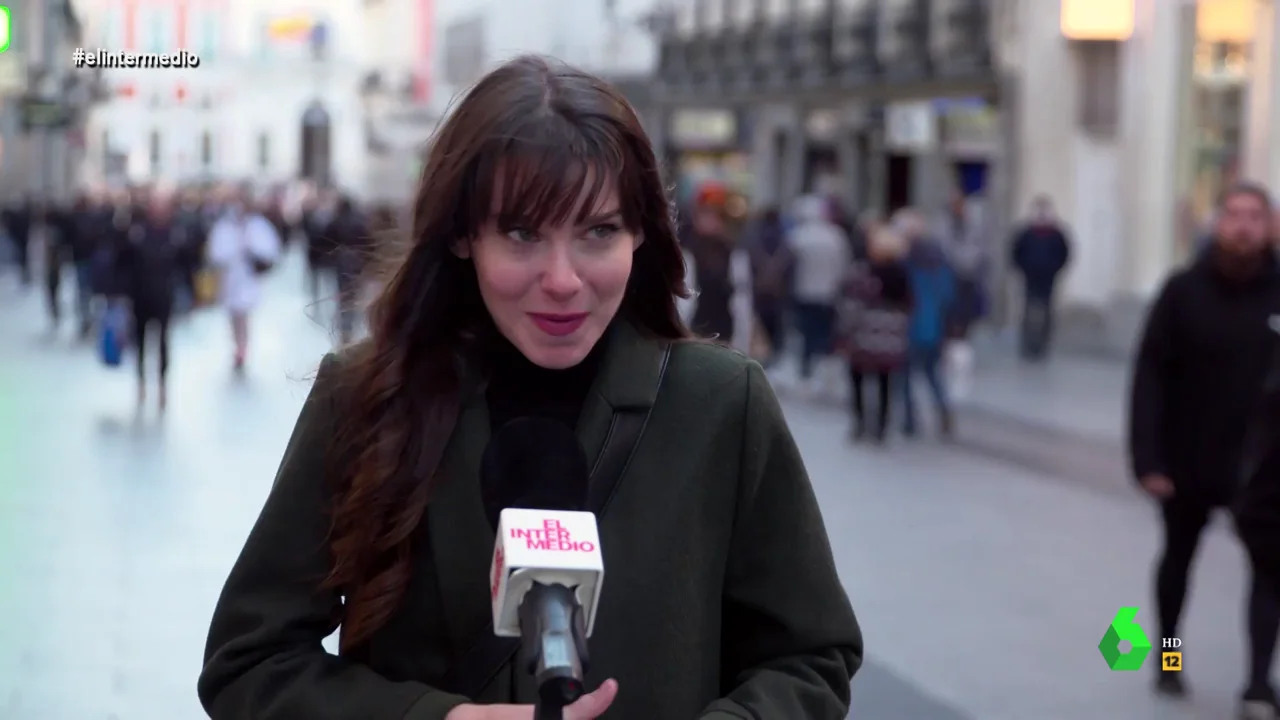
[324,196,371,345]
[936,193,987,397]
[836,225,912,443]
[2,194,34,287]
[208,191,282,371]
[1010,196,1070,361]
[788,195,851,396]
[42,199,73,331]
[67,194,107,337]
[172,189,209,315]
[1129,182,1280,714]
[898,209,956,438]
[1237,314,1280,719]
[686,201,737,345]
[117,191,184,410]
[746,207,791,365]
[303,189,338,302]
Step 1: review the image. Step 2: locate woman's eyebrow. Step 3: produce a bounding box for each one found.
[578,209,622,224]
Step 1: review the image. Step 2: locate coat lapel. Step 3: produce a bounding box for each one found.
[426,322,670,650]
[575,322,669,488]
[426,379,494,652]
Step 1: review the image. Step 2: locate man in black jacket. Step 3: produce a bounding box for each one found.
[1011,196,1070,360]
[1237,315,1280,720]
[1129,182,1280,717]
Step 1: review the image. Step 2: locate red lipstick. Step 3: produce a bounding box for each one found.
[528,312,589,337]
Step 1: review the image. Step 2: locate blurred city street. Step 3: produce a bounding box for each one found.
[0,248,1250,719]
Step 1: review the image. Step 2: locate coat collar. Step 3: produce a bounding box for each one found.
[426,320,668,652]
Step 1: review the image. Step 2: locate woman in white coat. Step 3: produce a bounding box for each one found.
[207,198,282,370]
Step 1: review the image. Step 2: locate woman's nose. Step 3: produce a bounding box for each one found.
[540,244,583,298]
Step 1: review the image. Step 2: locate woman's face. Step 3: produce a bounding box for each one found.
[461,183,641,369]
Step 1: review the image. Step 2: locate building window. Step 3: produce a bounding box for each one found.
[149,130,162,172]
[198,10,218,59]
[104,6,124,47]
[148,8,169,54]
[257,132,270,169]
[258,15,274,59]
[1077,41,1120,136]
[200,131,213,168]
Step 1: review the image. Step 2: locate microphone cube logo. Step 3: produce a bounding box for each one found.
[510,518,597,552]
[0,7,10,54]
[1098,607,1152,671]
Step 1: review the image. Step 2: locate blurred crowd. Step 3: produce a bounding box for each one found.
[676,184,1071,443]
[0,183,401,409]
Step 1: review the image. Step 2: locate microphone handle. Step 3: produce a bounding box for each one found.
[534,700,564,720]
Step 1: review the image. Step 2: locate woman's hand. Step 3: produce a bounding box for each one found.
[444,679,618,720]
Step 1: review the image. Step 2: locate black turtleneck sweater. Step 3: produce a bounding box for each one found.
[478,330,606,520]
[485,336,605,432]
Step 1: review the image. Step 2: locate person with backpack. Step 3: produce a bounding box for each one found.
[208,191,282,371]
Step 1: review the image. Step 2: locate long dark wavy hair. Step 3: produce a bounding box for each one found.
[324,55,690,652]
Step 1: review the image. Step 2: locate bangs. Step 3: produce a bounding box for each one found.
[460,112,639,235]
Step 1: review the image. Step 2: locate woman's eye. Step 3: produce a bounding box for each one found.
[585,223,620,240]
[505,228,538,243]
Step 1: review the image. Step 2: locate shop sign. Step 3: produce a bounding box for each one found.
[669,110,736,149]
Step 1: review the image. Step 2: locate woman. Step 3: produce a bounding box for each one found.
[207,192,282,370]
[897,209,956,438]
[836,225,913,443]
[198,56,861,720]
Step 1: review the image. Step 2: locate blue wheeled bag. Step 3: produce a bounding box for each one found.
[100,302,128,367]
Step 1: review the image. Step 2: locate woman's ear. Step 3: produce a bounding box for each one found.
[632,232,644,251]
[451,238,472,259]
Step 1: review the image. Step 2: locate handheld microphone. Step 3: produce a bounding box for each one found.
[481,419,602,718]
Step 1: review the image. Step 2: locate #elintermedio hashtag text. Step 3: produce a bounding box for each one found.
[72,48,201,69]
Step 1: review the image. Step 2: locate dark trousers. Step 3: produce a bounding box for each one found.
[45,261,63,324]
[1020,290,1054,360]
[13,234,30,285]
[307,253,331,301]
[794,301,835,379]
[849,365,891,434]
[755,296,786,360]
[902,345,951,433]
[132,311,171,384]
[1156,497,1279,691]
[74,262,93,332]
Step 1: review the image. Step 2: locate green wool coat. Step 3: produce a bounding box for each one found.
[198,322,863,719]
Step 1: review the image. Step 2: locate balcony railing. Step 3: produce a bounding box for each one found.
[930,0,991,75]
[832,3,880,80]
[877,0,931,78]
[794,10,834,87]
[652,0,996,97]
